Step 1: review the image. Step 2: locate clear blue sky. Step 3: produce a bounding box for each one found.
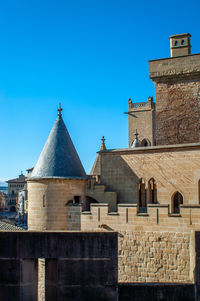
[0,0,200,179]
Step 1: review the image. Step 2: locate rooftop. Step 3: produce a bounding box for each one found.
[30,104,86,179]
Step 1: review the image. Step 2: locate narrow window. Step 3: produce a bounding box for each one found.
[198,180,200,204]
[172,192,183,213]
[74,196,80,204]
[43,195,46,207]
[148,178,157,204]
[138,179,147,213]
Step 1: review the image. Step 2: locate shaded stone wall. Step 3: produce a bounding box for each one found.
[0,231,118,301]
[118,283,195,301]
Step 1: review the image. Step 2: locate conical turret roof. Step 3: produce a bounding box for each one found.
[30,105,86,179]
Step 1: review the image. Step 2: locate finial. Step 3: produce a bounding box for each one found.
[100,136,106,151]
[131,129,141,148]
[135,129,139,139]
[57,103,63,117]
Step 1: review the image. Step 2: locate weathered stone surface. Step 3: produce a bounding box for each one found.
[149,53,200,146]
[0,232,118,301]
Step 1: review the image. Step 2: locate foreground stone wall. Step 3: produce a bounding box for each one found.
[118,231,191,283]
[0,231,118,301]
[81,203,200,283]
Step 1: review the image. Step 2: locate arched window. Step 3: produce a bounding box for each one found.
[148,178,157,204]
[172,191,183,213]
[138,179,147,213]
[141,138,151,147]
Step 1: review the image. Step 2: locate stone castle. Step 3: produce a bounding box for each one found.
[1,33,200,301]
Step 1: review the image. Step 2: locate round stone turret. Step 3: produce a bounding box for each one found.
[27,104,87,231]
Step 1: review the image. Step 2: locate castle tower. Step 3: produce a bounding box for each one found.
[127,97,156,147]
[27,104,87,231]
[149,33,200,145]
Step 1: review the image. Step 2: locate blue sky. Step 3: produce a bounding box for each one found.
[0,0,200,179]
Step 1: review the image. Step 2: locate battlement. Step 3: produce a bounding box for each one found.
[81,203,198,284]
[128,97,156,147]
[81,203,200,233]
[128,96,155,112]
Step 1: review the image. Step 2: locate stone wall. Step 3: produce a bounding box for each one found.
[118,231,191,283]
[81,203,200,283]
[27,178,86,231]
[0,231,118,301]
[66,204,81,230]
[154,79,200,145]
[98,144,200,205]
[128,98,155,147]
[149,53,200,146]
[38,258,45,301]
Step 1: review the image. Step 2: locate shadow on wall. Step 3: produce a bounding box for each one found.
[99,154,158,213]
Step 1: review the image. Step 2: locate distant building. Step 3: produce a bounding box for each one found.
[0,192,7,211]
[16,185,27,229]
[7,173,26,212]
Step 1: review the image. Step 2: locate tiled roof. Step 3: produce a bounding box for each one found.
[0,221,24,231]
[7,177,26,183]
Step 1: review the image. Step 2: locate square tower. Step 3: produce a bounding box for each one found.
[149,33,200,145]
[128,97,156,147]
[170,33,191,57]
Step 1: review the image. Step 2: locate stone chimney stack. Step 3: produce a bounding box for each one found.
[169,33,191,57]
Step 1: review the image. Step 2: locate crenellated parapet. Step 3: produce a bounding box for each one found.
[81,202,200,233]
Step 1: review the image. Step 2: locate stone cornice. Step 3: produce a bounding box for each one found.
[98,142,200,156]
[149,53,200,83]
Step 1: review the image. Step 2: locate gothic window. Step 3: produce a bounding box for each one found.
[138,178,147,213]
[172,191,183,214]
[141,138,151,147]
[148,178,157,204]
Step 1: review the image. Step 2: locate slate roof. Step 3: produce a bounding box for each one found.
[30,111,86,179]
[0,221,24,231]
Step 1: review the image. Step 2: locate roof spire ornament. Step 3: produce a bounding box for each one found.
[131,129,141,148]
[57,103,63,118]
[100,136,106,151]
